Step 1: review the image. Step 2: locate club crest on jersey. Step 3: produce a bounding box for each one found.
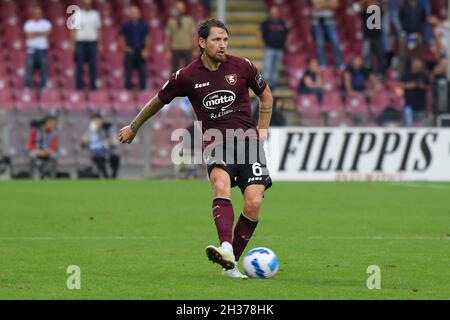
[225,74,238,86]
[255,73,264,88]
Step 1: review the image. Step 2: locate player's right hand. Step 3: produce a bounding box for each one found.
[119,126,136,144]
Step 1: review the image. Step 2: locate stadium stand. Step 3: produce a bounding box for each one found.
[0,0,448,177]
[0,0,207,177]
[266,0,448,126]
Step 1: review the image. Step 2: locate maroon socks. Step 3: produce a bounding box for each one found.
[212,199,259,261]
[212,198,235,244]
[232,213,258,261]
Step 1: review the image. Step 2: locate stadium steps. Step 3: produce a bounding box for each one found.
[226,14,267,25]
[230,36,260,48]
[211,0,267,12]
[227,24,259,35]
[272,88,294,99]
[228,48,264,61]
[211,0,295,109]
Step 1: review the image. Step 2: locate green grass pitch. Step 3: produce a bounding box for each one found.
[0,180,449,299]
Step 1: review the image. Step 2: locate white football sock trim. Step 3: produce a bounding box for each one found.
[242,212,258,222]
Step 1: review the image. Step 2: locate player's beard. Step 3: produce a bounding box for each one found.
[206,49,226,63]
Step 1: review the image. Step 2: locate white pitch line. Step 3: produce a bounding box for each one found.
[0,236,155,241]
[307,236,449,241]
[388,182,450,191]
[0,235,448,241]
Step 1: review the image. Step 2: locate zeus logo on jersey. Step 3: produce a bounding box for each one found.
[202,90,236,110]
[195,82,210,89]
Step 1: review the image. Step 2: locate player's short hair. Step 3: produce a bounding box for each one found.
[198,19,229,53]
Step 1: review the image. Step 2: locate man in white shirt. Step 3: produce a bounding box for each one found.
[70,0,103,90]
[24,6,52,90]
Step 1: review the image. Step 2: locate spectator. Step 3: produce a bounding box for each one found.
[400,58,430,126]
[398,0,426,74]
[297,58,324,103]
[343,56,379,101]
[430,16,450,60]
[430,59,449,115]
[120,5,151,91]
[28,114,59,179]
[23,6,51,90]
[0,156,11,178]
[381,0,403,68]
[70,0,102,90]
[81,113,120,179]
[360,0,385,77]
[257,6,290,89]
[418,0,432,44]
[165,1,196,72]
[204,0,212,16]
[311,0,345,70]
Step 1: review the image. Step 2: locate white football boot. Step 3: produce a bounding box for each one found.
[205,242,236,270]
[221,266,248,279]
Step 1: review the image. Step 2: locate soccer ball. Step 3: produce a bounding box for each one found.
[243,247,279,279]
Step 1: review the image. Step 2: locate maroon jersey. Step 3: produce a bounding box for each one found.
[158,54,267,145]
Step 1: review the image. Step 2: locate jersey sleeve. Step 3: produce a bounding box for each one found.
[245,59,267,96]
[157,69,189,104]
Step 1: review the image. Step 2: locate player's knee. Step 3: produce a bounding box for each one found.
[212,179,230,197]
[244,196,262,214]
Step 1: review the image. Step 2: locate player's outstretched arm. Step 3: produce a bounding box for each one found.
[257,86,273,141]
[119,95,165,144]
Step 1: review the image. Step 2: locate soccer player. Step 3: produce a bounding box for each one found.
[119,19,273,279]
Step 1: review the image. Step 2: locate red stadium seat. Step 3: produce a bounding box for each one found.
[0,89,15,111]
[63,90,88,111]
[87,90,112,111]
[369,90,391,117]
[111,90,138,112]
[321,92,347,126]
[296,94,321,114]
[295,94,324,126]
[345,93,368,116]
[39,89,63,111]
[321,68,339,91]
[13,89,39,110]
[136,90,155,108]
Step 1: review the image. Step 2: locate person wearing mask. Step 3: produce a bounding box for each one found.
[81,113,120,178]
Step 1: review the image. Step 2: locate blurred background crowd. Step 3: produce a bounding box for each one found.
[0,0,449,179]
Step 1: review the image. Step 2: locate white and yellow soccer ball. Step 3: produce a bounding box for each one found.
[243,247,279,279]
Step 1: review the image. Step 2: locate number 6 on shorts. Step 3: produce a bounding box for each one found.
[252,163,262,176]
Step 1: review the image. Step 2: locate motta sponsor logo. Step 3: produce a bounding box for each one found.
[202,90,236,110]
